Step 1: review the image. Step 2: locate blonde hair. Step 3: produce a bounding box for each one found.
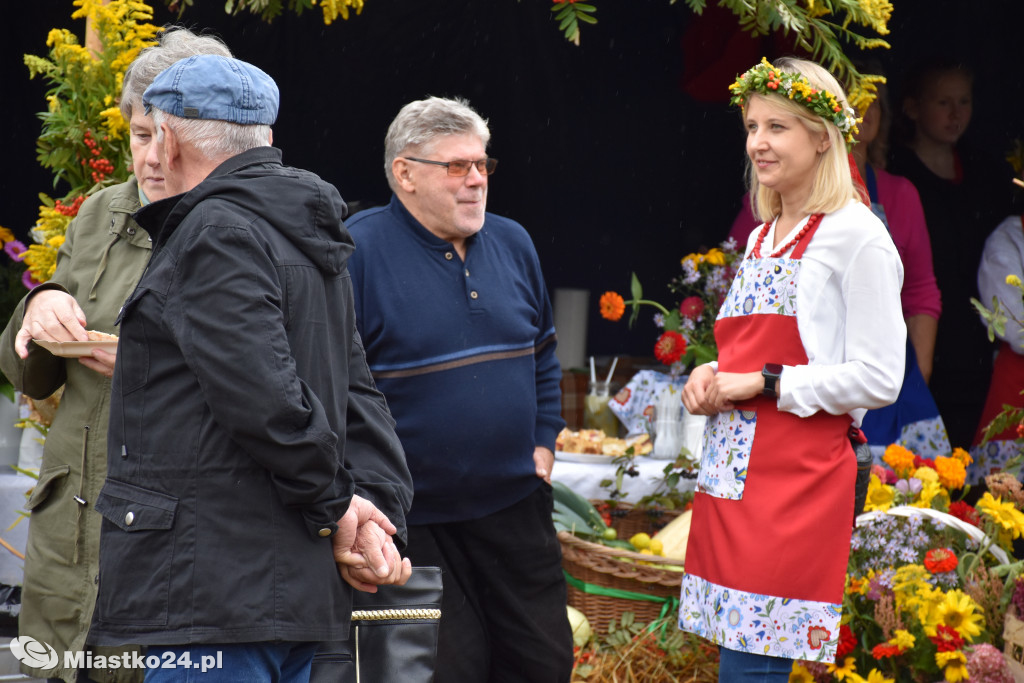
[744,57,858,222]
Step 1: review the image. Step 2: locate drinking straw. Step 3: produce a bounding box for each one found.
[589,356,597,384]
[605,356,618,385]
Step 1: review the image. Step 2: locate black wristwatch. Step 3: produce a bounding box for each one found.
[762,363,783,398]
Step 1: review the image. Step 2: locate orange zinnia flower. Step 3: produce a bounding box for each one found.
[599,291,626,321]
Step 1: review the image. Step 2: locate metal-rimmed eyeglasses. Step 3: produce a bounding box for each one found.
[403,157,498,177]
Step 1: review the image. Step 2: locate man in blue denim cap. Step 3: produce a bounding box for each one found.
[89,54,414,682]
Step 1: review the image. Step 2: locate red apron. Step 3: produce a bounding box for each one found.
[679,218,855,662]
[969,341,1024,480]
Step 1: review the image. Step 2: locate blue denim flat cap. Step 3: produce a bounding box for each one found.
[143,54,279,125]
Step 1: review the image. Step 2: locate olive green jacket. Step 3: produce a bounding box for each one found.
[0,178,150,683]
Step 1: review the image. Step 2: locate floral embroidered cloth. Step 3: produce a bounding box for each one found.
[608,369,686,435]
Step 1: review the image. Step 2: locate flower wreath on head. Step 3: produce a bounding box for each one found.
[729,57,860,149]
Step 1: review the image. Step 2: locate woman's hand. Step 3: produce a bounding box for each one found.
[684,367,765,414]
[704,371,764,412]
[14,290,88,358]
[682,364,716,415]
[79,347,117,378]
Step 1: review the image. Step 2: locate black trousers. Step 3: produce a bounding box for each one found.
[404,484,574,683]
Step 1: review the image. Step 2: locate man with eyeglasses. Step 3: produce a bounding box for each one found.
[346,96,573,682]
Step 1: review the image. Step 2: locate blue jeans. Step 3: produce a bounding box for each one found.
[144,642,319,682]
[717,647,792,683]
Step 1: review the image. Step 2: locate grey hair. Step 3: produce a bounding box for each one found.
[384,96,490,191]
[152,109,271,161]
[120,27,232,120]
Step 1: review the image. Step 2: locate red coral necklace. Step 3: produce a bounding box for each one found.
[751,213,824,258]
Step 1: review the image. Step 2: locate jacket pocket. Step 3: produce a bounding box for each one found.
[94,479,178,627]
[114,288,151,395]
[25,464,71,511]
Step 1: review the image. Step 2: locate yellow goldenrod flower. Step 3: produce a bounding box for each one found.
[1007,274,1023,288]
[21,244,59,282]
[100,106,128,140]
[889,629,915,650]
[916,592,943,633]
[857,0,893,35]
[317,0,364,25]
[0,226,14,244]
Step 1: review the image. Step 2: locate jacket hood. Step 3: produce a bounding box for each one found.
[136,147,353,276]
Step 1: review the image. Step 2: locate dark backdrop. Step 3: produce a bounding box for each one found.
[4,1,1023,357]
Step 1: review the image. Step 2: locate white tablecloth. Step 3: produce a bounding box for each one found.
[551,455,695,503]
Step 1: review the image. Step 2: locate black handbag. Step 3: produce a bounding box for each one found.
[851,427,873,518]
[310,566,442,683]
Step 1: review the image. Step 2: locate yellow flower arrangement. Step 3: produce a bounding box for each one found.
[15,0,160,288]
[830,443,1024,682]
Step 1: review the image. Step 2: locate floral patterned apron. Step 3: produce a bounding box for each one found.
[679,219,855,662]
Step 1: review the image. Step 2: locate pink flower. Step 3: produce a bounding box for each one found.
[21,270,39,290]
[678,296,705,320]
[966,642,1014,683]
[4,240,26,261]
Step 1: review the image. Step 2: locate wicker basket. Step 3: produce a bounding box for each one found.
[1003,607,1024,682]
[560,503,685,634]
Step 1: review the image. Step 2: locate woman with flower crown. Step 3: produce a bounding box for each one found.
[679,56,906,680]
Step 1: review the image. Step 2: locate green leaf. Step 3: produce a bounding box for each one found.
[630,273,643,301]
[576,13,598,25]
[663,309,681,333]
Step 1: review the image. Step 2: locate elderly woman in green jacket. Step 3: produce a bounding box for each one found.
[0,29,231,683]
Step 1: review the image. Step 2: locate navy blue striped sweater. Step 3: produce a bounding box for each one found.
[347,195,564,524]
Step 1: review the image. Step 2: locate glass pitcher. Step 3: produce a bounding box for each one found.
[583,380,619,437]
